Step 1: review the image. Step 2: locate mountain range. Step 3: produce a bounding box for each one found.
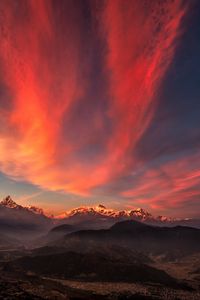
[1,196,200,232]
[54,203,200,229]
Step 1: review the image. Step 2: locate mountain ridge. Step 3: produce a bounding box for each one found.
[1,196,200,229]
[55,204,200,229]
[56,204,173,222]
[0,196,45,215]
[0,196,53,237]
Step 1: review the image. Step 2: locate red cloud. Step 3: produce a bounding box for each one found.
[100,0,186,165]
[122,152,200,216]
[0,1,188,196]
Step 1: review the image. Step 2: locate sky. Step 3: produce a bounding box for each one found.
[0,0,200,218]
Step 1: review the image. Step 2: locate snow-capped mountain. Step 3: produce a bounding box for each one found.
[1,196,21,209]
[56,204,200,228]
[0,196,52,234]
[56,204,172,224]
[0,197,200,230]
[27,206,44,215]
[0,196,45,215]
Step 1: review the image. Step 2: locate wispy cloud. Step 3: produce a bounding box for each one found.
[0,0,193,215]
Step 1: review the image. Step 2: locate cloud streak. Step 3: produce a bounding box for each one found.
[122,151,200,217]
[0,0,193,214]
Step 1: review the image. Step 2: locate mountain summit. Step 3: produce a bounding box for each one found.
[0,196,44,215]
[55,204,200,229]
[57,204,158,221]
[0,196,52,234]
[0,196,200,229]
[1,195,19,209]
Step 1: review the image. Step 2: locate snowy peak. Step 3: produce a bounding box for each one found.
[1,197,199,229]
[56,204,159,222]
[0,198,166,223]
[0,197,171,224]
[0,195,20,209]
[28,206,44,215]
[0,196,52,231]
[129,208,153,220]
[0,196,44,216]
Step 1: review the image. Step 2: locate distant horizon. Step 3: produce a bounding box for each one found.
[0,195,199,220]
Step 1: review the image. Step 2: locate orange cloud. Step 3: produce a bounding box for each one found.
[122,152,200,215]
[0,1,188,196]
[100,0,186,161]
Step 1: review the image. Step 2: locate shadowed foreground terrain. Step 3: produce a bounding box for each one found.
[0,220,200,299]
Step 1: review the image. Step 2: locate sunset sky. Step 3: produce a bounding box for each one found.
[0,0,200,217]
